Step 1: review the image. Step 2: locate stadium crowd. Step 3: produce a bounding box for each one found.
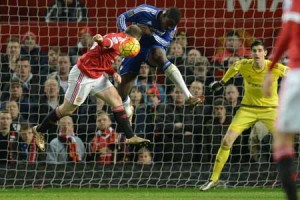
[0,28,283,166]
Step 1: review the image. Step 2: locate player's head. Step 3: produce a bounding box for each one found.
[250,40,267,64]
[159,7,181,31]
[125,25,143,40]
[225,30,241,52]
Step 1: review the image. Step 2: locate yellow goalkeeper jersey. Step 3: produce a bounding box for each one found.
[221,59,288,107]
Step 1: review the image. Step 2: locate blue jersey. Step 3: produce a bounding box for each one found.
[117,4,176,75]
[117,4,176,49]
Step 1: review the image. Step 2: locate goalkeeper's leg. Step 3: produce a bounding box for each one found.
[200,129,240,191]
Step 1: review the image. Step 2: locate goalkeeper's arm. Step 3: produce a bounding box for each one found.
[209,80,225,92]
[209,60,241,92]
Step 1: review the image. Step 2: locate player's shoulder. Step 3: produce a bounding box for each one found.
[237,58,253,66]
[266,59,288,72]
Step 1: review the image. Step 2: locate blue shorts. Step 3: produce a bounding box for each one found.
[119,45,166,75]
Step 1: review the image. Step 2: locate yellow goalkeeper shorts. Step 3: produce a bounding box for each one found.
[228,106,277,134]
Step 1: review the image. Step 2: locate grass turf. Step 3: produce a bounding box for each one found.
[0,188,290,200]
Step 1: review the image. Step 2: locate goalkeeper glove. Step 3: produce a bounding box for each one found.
[209,81,224,92]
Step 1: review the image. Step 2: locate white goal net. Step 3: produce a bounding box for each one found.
[0,0,295,189]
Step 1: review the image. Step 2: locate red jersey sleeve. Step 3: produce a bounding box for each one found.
[269,22,290,70]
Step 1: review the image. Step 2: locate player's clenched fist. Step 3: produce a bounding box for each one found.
[209,81,224,92]
[93,34,103,43]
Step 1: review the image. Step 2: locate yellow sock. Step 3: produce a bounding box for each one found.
[210,144,231,182]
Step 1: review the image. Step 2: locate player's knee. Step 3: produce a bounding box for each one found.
[221,138,233,148]
[148,48,166,66]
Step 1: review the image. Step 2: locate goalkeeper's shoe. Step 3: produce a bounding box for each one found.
[32,126,45,151]
[126,135,150,144]
[199,180,218,191]
[186,96,202,106]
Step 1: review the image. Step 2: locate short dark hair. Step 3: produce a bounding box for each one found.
[250,40,266,50]
[166,7,181,24]
[6,37,20,44]
[226,30,240,38]
[16,56,30,63]
[213,98,226,106]
[20,123,33,131]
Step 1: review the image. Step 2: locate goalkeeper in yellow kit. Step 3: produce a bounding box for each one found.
[200,40,288,191]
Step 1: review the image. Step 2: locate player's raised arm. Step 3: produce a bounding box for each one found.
[209,60,241,92]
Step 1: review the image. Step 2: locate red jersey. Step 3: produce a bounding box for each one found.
[212,47,252,65]
[270,0,300,70]
[77,32,126,78]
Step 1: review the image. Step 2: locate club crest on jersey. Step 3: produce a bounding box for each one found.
[76,97,82,103]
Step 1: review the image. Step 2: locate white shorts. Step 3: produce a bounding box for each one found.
[276,69,300,133]
[65,65,113,106]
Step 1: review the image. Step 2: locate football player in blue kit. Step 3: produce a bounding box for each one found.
[117,4,202,119]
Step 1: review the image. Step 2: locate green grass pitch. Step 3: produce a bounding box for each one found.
[0,188,294,200]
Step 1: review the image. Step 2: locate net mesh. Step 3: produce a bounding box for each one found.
[0,0,294,189]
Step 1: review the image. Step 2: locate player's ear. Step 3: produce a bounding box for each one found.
[264,50,267,57]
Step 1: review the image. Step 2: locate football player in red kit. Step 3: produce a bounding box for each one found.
[33,25,150,151]
[263,0,300,199]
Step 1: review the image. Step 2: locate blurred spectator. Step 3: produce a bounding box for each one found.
[20,31,48,76]
[45,0,88,23]
[2,57,44,104]
[130,86,145,109]
[29,78,64,143]
[0,111,17,165]
[47,46,60,74]
[166,41,185,66]
[137,147,153,165]
[175,30,191,55]
[0,37,21,90]
[48,52,71,93]
[17,123,39,164]
[69,27,93,66]
[212,30,251,66]
[203,98,232,161]
[133,85,161,137]
[1,80,31,120]
[155,87,204,162]
[186,56,212,86]
[135,62,166,103]
[88,111,128,165]
[4,100,26,132]
[224,84,240,115]
[189,81,205,104]
[46,116,85,164]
